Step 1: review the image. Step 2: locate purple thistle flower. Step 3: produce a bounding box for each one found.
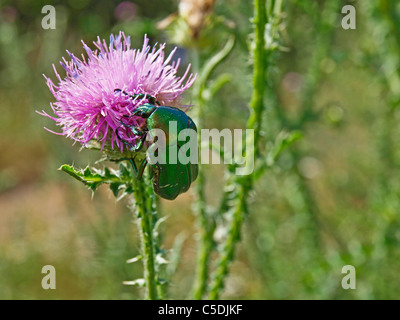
[39,32,196,151]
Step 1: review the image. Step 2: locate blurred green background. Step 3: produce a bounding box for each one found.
[1,0,400,299]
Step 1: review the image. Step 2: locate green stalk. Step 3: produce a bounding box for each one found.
[208,0,267,300]
[364,0,400,275]
[191,37,236,299]
[208,185,248,300]
[192,208,215,299]
[131,171,158,300]
[191,47,213,300]
[247,0,267,156]
[296,0,341,128]
[281,0,341,251]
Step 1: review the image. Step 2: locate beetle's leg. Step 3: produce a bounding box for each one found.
[128,125,142,136]
[120,116,144,136]
[114,89,137,100]
[148,95,156,105]
[115,89,142,101]
[129,158,139,177]
[131,134,146,152]
[140,94,157,105]
[130,93,159,105]
[133,93,153,104]
[114,89,136,100]
[116,127,135,150]
[137,158,148,180]
[114,89,160,105]
[116,126,146,152]
[132,103,157,119]
[128,158,148,180]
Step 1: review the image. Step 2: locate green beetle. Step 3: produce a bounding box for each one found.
[115,89,198,200]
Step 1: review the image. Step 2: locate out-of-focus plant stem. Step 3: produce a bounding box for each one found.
[131,171,158,300]
[371,0,400,167]
[191,37,235,299]
[296,1,341,128]
[363,0,400,268]
[380,0,400,50]
[191,47,212,300]
[208,0,267,300]
[279,0,341,251]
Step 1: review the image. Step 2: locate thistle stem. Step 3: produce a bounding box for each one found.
[208,185,247,300]
[192,165,213,299]
[208,0,267,300]
[193,215,215,299]
[191,47,214,300]
[131,171,158,300]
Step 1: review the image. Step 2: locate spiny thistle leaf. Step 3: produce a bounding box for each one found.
[253,130,303,181]
[123,279,146,287]
[165,233,186,279]
[156,253,169,265]
[59,164,133,196]
[126,255,143,264]
[197,36,235,90]
[153,216,169,234]
[206,73,233,100]
[267,130,303,164]
[156,278,168,285]
[109,182,123,197]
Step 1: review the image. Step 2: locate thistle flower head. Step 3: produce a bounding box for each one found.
[39,32,195,151]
